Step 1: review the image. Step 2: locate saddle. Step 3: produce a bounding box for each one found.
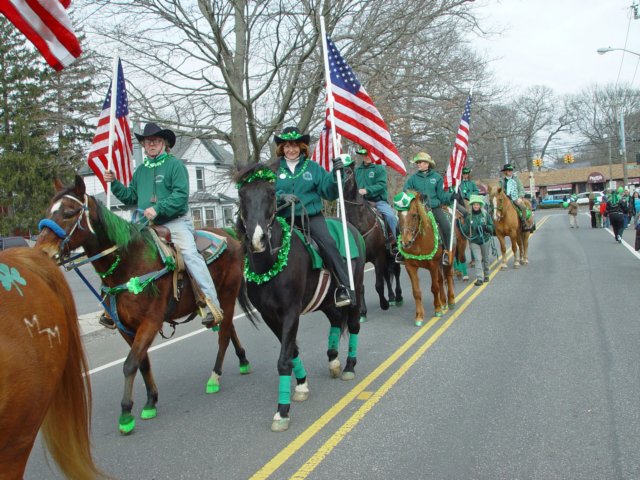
[149,225,227,304]
[365,200,395,250]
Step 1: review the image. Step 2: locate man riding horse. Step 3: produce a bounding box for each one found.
[500,163,535,232]
[351,146,398,254]
[459,167,480,203]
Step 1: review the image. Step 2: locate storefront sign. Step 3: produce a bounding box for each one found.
[587,172,605,183]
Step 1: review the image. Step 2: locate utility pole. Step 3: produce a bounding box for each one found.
[620,111,629,188]
[607,135,613,189]
[503,138,509,164]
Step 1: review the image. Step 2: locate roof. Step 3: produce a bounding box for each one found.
[172,137,234,166]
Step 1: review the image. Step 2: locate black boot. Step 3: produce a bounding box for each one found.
[99,312,116,329]
[334,285,354,307]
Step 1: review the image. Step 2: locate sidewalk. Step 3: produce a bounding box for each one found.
[78,311,106,337]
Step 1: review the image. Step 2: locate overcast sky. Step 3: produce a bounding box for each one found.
[471,0,640,95]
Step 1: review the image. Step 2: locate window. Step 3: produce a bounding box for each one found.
[196,168,205,192]
[205,208,215,227]
[223,206,234,226]
[191,208,203,229]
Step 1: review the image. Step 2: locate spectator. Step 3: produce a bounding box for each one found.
[568,194,579,228]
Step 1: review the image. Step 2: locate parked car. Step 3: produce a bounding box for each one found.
[575,191,605,205]
[539,194,566,208]
[0,236,30,250]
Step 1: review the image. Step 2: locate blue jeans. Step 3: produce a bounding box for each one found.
[163,215,219,306]
[375,201,398,238]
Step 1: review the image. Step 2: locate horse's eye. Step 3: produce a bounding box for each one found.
[62,209,76,219]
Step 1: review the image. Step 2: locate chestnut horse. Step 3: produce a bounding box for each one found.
[488,185,530,268]
[396,192,455,326]
[37,175,257,435]
[342,163,403,322]
[0,248,103,479]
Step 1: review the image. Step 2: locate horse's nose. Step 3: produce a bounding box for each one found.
[250,224,266,253]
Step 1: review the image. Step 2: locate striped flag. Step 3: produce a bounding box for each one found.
[1,0,82,71]
[87,59,133,192]
[325,36,406,176]
[311,125,340,172]
[444,94,472,190]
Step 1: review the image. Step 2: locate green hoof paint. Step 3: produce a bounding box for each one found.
[206,379,220,394]
[435,311,443,317]
[389,301,396,306]
[140,407,157,420]
[396,300,404,306]
[359,316,367,323]
[415,320,423,327]
[211,325,220,332]
[239,364,251,375]
[449,303,455,310]
[118,413,136,435]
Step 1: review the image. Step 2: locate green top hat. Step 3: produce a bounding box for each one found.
[469,194,485,206]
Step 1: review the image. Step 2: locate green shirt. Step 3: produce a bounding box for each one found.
[459,179,479,200]
[354,162,388,202]
[463,209,494,245]
[275,156,338,217]
[111,153,190,225]
[403,169,452,208]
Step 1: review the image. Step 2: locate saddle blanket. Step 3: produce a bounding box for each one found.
[195,230,227,265]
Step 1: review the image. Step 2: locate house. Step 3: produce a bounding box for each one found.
[81,136,238,228]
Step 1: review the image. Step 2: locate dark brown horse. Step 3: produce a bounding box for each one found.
[488,185,530,268]
[396,192,455,326]
[236,163,365,432]
[0,247,104,479]
[36,175,256,435]
[342,163,403,322]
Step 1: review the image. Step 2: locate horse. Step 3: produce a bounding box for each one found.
[235,163,365,432]
[487,185,530,269]
[0,247,104,479]
[342,162,403,322]
[396,192,455,326]
[36,175,256,435]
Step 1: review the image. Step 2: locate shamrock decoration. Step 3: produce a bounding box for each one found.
[0,263,27,296]
[393,192,415,211]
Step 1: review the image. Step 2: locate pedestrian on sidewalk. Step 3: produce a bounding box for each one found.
[462,194,494,286]
[568,194,579,228]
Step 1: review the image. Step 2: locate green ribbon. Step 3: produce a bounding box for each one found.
[143,152,168,168]
[397,210,439,261]
[236,168,277,189]
[98,255,121,279]
[244,217,291,284]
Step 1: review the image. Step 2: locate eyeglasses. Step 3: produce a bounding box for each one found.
[144,138,164,145]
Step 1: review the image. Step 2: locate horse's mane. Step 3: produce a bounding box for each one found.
[407,190,432,232]
[95,202,156,254]
[234,162,277,184]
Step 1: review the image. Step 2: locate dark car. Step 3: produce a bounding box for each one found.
[0,236,30,250]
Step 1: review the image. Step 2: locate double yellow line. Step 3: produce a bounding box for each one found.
[251,215,548,479]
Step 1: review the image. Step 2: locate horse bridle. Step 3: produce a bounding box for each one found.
[400,205,423,249]
[342,167,382,239]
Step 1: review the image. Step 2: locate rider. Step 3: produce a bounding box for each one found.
[273,126,354,307]
[500,163,535,231]
[459,167,480,203]
[353,146,398,254]
[403,151,454,266]
[104,122,224,329]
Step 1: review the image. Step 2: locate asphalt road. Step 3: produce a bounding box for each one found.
[24,209,640,479]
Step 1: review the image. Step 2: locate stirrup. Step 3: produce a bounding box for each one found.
[442,250,451,266]
[334,287,352,308]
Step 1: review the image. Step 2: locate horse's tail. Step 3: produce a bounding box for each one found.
[36,255,105,479]
[238,277,260,328]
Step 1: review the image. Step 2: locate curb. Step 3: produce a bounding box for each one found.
[78,310,105,337]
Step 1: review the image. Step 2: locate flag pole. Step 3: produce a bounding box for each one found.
[106,52,119,211]
[447,86,473,256]
[320,17,355,293]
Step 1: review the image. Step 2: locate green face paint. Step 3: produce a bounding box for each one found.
[328,326,341,351]
[278,375,291,405]
[292,356,307,380]
[348,333,359,358]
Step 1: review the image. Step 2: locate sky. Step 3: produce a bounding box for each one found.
[471,0,640,95]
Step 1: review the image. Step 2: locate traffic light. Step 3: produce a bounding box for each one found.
[532,158,542,168]
[563,153,575,164]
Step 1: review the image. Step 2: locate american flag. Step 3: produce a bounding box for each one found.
[87,59,133,191]
[444,94,472,190]
[325,35,406,176]
[311,125,340,171]
[1,0,82,71]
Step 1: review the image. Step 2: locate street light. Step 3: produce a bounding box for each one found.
[597,46,640,57]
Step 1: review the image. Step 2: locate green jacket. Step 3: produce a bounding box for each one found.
[403,169,452,208]
[459,179,479,200]
[275,156,338,217]
[463,209,494,245]
[354,163,388,202]
[111,153,189,225]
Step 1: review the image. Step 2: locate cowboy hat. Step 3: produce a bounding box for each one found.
[355,146,368,155]
[500,164,514,172]
[274,126,310,145]
[135,122,176,148]
[411,152,435,167]
[462,167,471,174]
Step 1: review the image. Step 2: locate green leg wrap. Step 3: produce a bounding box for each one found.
[328,326,340,351]
[278,375,291,405]
[348,333,359,358]
[459,261,467,276]
[292,356,306,380]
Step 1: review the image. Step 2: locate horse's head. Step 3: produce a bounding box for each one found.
[235,163,278,253]
[395,191,423,250]
[487,184,504,221]
[341,161,360,203]
[36,175,97,260]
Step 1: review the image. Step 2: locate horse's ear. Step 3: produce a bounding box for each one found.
[54,178,65,192]
[74,175,86,196]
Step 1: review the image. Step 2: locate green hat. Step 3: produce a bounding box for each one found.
[339,153,354,167]
[274,126,310,145]
[570,194,577,202]
[393,191,416,211]
[411,152,435,167]
[469,194,485,206]
[617,186,624,194]
[356,146,368,155]
[501,164,514,172]
[462,167,471,174]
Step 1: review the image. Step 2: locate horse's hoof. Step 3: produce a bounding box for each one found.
[514,263,520,269]
[448,303,455,310]
[359,316,367,323]
[293,382,309,402]
[239,363,251,375]
[435,311,443,318]
[341,371,355,381]
[118,413,136,435]
[389,301,396,307]
[140,407,157,420]
[206,372,221,394]
[415,320,424,327]
[500,264,508,270]
[271,412,290,432]
[395,300,403,306]
[381,300,390,311]
[329,359,341,378]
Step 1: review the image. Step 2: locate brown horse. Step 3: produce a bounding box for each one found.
[488,185,530,268]
[0,247,104,479]
[36,175,257,435]
[396,192,455,326]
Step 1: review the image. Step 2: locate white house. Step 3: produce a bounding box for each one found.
[81,136,238,228]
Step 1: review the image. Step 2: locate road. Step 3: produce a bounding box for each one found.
[25,209,640,479]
